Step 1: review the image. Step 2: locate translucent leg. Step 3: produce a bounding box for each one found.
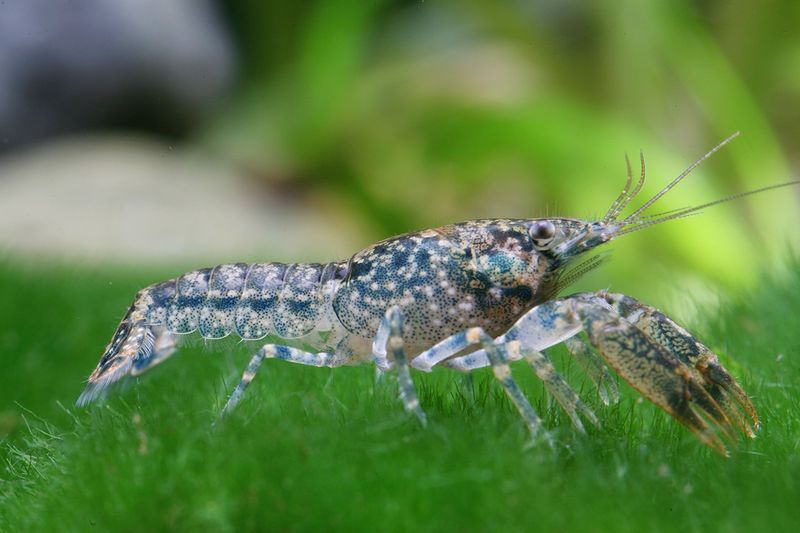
[410,329,490,371]
[481,335,546,440]
[513,343,599,432]
[220,344,336,418]
[378,307,427,426]
[414,326,546,440]
[564,336,620,406]
[444,341,597,432]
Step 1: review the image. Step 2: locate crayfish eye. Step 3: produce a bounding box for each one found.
[530,220,556,247]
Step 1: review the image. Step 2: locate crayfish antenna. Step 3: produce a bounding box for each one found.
[619,132,741,225]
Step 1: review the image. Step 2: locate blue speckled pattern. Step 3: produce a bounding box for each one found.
[234,262,287,340]
[79,218,575,405]
[199,263,249,338]
[333,221,551,346]
[166,268,211,333]
[77,136,768,453]
[273,263,324,338]
[142,280,176,325]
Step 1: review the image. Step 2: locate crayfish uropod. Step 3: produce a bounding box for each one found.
[79,132,794,455]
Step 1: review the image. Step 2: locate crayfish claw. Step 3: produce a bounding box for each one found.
[696,357,759,437]
[577,303,739,454]
[598,293,760,444]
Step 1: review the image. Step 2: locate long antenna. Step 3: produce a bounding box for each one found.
[620,131,741,224]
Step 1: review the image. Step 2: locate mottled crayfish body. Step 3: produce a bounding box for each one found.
[333,222,549,348]
[272,263,326,339]
[79,135,773,454]
[201,262,249,339]
[137,261,347,344]
[166,268,212,334]
[132,221,556,351]
[233,262,287,340]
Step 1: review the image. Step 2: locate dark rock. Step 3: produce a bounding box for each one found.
[0,0,236,152]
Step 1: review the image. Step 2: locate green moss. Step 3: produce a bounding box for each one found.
[0,259,798,531]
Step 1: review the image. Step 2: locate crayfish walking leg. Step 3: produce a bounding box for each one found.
[220,345,339,418]
[422,292,758,454]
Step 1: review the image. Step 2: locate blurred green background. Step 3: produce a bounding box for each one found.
[212,0,800,304]
[2,2,800,531]
[1,0,798,309]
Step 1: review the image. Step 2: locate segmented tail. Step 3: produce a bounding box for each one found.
[77,301,177,406]
[77,260,346,406]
